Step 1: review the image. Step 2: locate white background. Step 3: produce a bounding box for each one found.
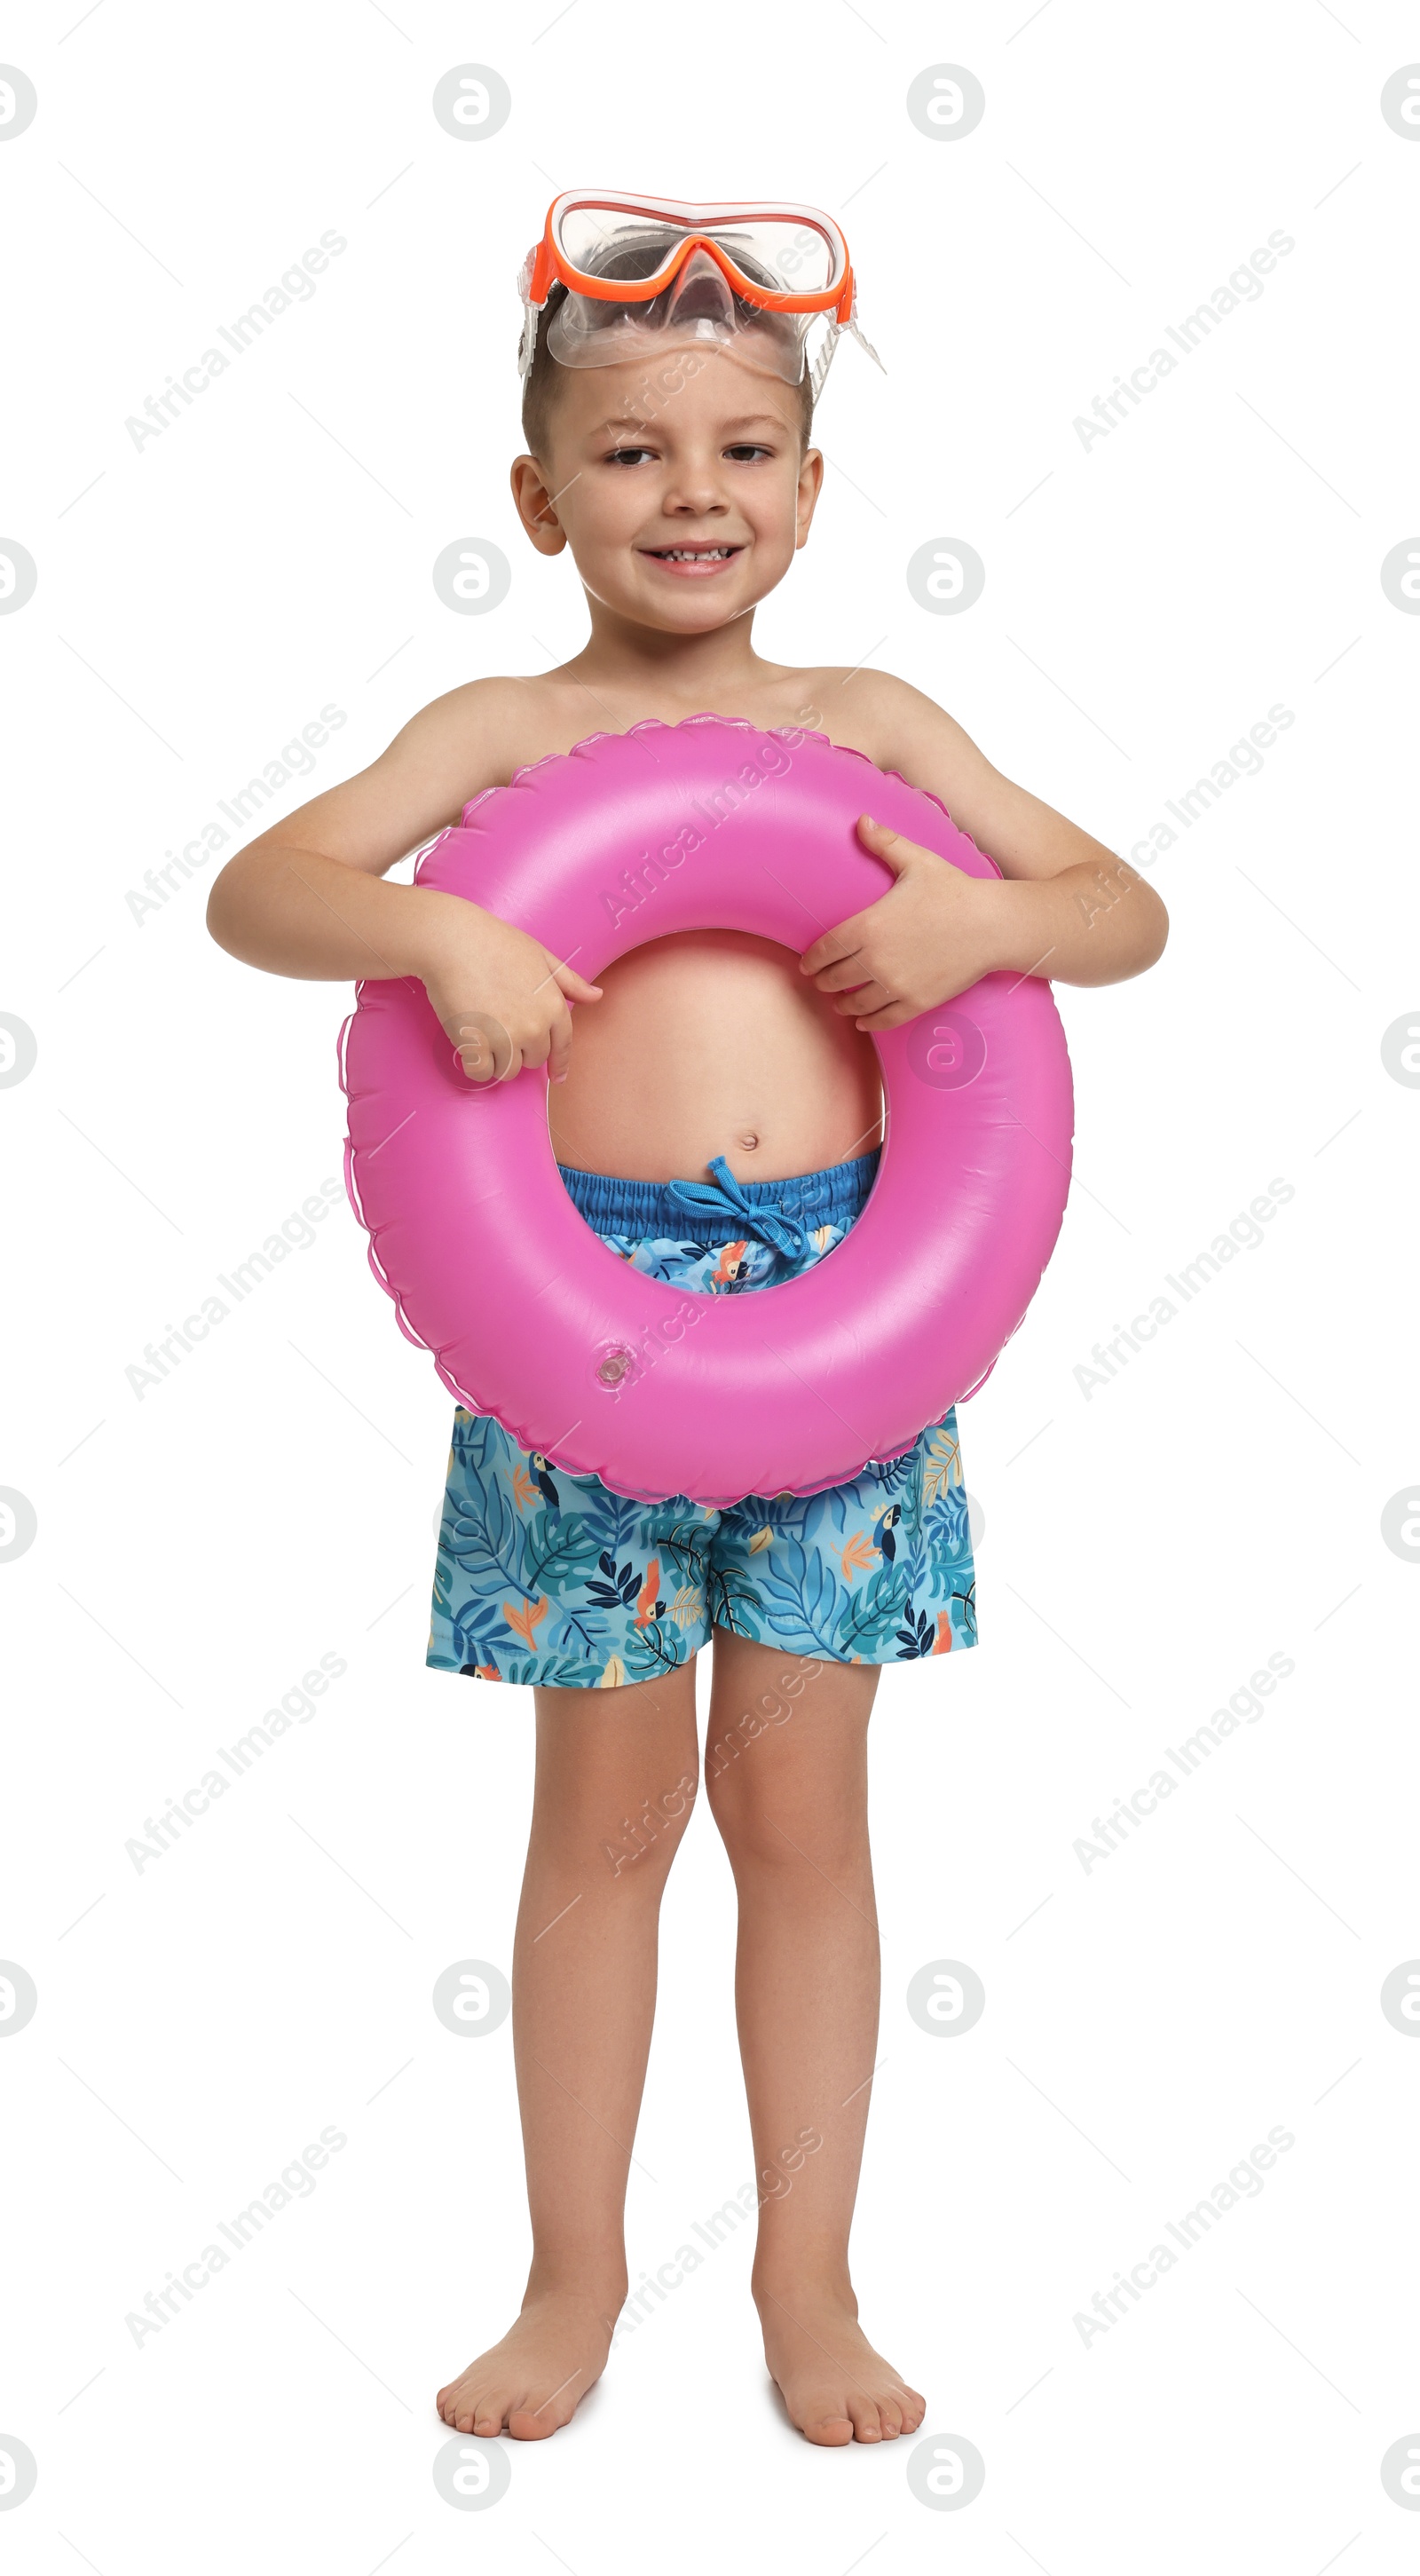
[3,0,1418,2564]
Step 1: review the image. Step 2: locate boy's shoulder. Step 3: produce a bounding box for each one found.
[786,664,966,776]
[398,671,577,789]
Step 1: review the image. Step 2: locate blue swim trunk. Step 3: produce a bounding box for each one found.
[426,1149,977,1688]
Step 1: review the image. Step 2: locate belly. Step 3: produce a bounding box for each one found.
[545,928,884,1184]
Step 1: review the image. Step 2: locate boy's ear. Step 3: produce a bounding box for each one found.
[795,444,825,551]
[509,454,568,556]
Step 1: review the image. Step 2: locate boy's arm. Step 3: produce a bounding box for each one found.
[801,672,1168,1024]
[206,678,517,981]
[205,679,602,1079]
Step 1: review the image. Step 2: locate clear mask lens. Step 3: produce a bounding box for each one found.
[544,248,811,383]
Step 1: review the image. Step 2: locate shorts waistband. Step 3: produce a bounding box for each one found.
[557,1148,881,1246]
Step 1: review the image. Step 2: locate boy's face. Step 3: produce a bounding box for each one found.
[510,348,824,634]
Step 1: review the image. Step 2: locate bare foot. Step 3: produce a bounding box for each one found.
[436,2289,618,2441]
[755,2279,927,2447]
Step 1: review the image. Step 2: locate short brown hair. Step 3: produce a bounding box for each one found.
[519,281,815,458]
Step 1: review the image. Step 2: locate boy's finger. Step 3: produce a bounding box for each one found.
[547,1008,573,1084]
[799,918,866,976]
[856,813,916,872]
[550,961,604,1003]
[810,952,875,993]
[454,1013,512,1083]
[801,834,919,974]
[832,979,889,1015]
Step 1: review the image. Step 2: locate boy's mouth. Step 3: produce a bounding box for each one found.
[640,542,744,578]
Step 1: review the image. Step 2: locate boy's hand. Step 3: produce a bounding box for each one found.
[414,890,604,1083]
[799,815,1022,1030]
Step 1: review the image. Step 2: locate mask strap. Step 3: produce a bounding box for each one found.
[808,312,886,403]
[516,251,540,382]
[809,322,841,403]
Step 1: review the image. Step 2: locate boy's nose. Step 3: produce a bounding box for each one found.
[662,483,730,518]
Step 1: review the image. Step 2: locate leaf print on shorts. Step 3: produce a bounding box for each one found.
[837,1529,880,1583]
[502,1595,548,1648]
[927,1490,972,1588]
[668,1583,706,1630]
[621,1616,692,1681]
[835,1561,912,1661]
[706,1561,763,1639]
[922,1418,964,1505]
[895,1602,940,1660]
[438,1587,511,1674]
[748,1536,850,1658]
[519,1507,604,1600]
[587,1553,644,1613]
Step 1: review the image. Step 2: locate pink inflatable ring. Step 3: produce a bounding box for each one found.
[339,717,1073,1506]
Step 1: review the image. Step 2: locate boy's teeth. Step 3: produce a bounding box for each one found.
[659,546,730,558]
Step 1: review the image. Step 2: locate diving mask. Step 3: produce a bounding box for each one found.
[517,189,882,402]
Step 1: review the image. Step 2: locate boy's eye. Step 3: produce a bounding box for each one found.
[724,444,773,462]
[605,445,654,466]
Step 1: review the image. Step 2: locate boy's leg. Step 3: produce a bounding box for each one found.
[702,1632,926,2447]
[437,1663,698,2439]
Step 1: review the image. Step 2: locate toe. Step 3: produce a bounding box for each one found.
[877,2398,903,2439]
[804,2413,854,2446]
[847,2397,882,2443]
[507,2398,561,2440]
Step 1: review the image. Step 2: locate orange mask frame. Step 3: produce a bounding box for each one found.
[525,189,857,324]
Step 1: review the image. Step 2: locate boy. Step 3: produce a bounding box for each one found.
[207,192,1166,2446]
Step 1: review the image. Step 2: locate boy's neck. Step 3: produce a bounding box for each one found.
[560,597,771,711]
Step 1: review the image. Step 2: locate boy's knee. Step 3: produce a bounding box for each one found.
[703,1679,800,1775]
[595,1771,698,1883]
[709,1718,871,1847]
[706,1764,862,1878]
